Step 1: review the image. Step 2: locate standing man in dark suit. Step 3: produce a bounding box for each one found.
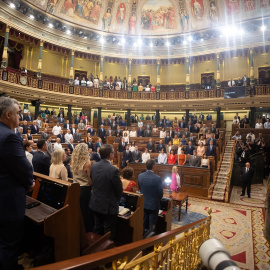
[57,130,65,143]
[44,107,50,115]
[89,144,123,240]
[139,159,163,234]
[115,125,122,137]
[19,111,24,121]
[146,138,155,153]
[122,145,133,168]
[0,97,34,270]
[106,126,114,137]
[30,120,39,134]
[189,150,201,167]
[98,124,106,143]
[87,125,95,136]
[144,126,152,137]
[137,127,144,137]
[206,140,216,156]
[206,113,212,121]
[179,120,185,129]
[240,162,254,198]
[118,138,127,153]
[63,120,70,130]
[156,139,166,153]
[21,120,28,134]
[73,129,82,143]
[132,146,142,163]
[199,112,204,122]
[25,111,33,122]
[74,114,81,125]
[58,114,65,124]
[32,139,51,175]
[70,124,76,135]
[157,120,163,128]
[67,138,76,154]
[185,141,195,155]
[95,138,103,152]
[86,137,94,150]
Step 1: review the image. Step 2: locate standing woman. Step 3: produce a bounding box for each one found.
[23,141,33,167]
[49,148,68,181]
[168,149,177,165]
[93,75,99,89]
[71,143,93,232]
[170,166,181,192]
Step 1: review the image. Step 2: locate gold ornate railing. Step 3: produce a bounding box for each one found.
[1,68,269,100]
[32,210,212,270]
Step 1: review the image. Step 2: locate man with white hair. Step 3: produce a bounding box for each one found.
[54,137,63,150]
[65,129,73,143]
[0,97,34,269]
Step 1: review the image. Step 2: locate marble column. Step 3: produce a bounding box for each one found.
[127,109,131,127]
[37,40,44,80]
[156,59,161,91]
[249,48,255,96]
[156,109,160,126]
[69,50,75,85]
[97,107,102,127]
[185,109,189,126]
[216,53,221,97]
[67,104,72,123]
[128,58,132,91]
[216,107,221,128]
[1,24,10,69]
[185,57,190,99]
[249,107,256,128]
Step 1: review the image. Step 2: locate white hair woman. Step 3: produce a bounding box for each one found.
[49,148,68,181]
[71,143,93,232]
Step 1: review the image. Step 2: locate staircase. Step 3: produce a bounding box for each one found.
[210,137,235,202]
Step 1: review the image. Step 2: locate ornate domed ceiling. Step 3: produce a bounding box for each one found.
[21,0,270,36]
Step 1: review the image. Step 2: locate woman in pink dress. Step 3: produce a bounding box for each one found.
[170,166,180,192]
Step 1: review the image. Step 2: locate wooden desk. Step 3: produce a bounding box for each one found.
[170,192,188,221]
[25,196,57,224]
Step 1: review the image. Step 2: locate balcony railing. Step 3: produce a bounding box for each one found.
[1,68,269,100]
[32,209,212,270]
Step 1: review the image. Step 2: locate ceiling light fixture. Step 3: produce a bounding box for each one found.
[166,41,170,47]
[9,3,15,9]
[150,42,153,47]
[261,25,266,32]
[66,29,71,35]
[29,14,34,20]
[48,23,53,28]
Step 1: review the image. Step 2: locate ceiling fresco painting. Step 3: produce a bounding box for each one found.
[22,0,270,36]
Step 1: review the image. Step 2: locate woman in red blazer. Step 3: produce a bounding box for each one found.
[168,149,177,165]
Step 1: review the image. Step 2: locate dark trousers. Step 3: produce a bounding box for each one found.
[242,180,251,196]
[80,186,94,233]
[93,211,117,240]
[143,209,159,232]
[0,218,24,270]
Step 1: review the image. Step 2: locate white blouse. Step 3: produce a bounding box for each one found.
[129,131,137,137]
[25,151,33,167]
[142,153,150,163]
[160,131,166,138]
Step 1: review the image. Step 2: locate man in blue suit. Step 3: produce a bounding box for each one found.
[87,125,95,136]
[95,138,103,152]
[25,111,33,122]
[206,140,216,156]
[98,125,106,143]
[58,113,65,124]
[30,120,39,134]
[185,141,195,155]
[165,118,172,127]
[206,113,212,121]
[0,97,34,270]
[137,127,144,137]
[139,159,163,234]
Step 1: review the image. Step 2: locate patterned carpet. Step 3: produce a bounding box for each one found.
[171,197,270,270]
[229,184,267,208]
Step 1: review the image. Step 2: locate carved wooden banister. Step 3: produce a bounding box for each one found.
[32,215,211,270]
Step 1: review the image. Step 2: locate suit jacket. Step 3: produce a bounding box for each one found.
[98,128,106,139]
[132,150,142,162]
[121,121,127,127]
[21,124,28,134]
[206,145,216,156]
[86,141,94,150]
[95,142,103,152]
[19,113,24,121]
[122,150,133,168]
[30,124,39,134]
[92,153,101,162]
[146,142,155,152]
[67,143,75,154]
[57,134,65,143]
[193,127,200,133]
[87,128,95,136]
[99,120,105,126]
[73,132,82,143]
[26,115,33,122]
[118,141,127,152]
[0,122,33,223]
[243,118,249,124]
[58,117,65,124]
[175,131,182,138]
[78,123,85,130]
[32,151,51,176]
[199,115,204,120]
[145,124,152,130]
[106,129,114,136]
[138,171,163,210]
[17,132,24,141]
[111,123,117,130]
[144,130,152,137]
[183,131,190,138]
[179,122,185,128]
[189,155,201,167]
[208,138,216,146]
[156,143,166,152]
[70,127,76,135]
[165,120,172,127]
[89,159,123,215]
[137,129,144,137]
[206,115,212,121]
[74,117,81,125]
[169,130,175,138]
[242,167,254,183]
[63,123,70,129]
[187,125,193,132]
[209,127,216,133]
[44,110,50,115]
[157,121,163,128]
[164,136,171,144]
[185,145,195,155]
